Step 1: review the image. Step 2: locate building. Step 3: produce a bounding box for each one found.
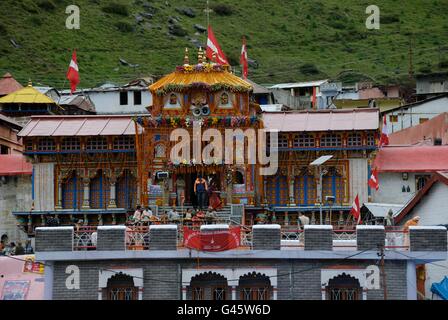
[0,72,23,97]
[269,80,328,110]
[416,72,448,100]
[245,79,274,105]
[381,94,448,133]
[0,154,33,244]
[35,224,447,300]
[0,114,23,154]
[61,78,153,115]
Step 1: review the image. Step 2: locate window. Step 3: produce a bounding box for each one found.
[25,140,33,152]
[347,133,362,147]
[238,273,272,300]
[189,272,228,301]
[389,115,398,123]
[0,144,9,154]
[213,287,227,300]
[116,170,137,209]
[86,137,108,151]
[104,273,137,301]
[61,137,80,151]
[134,91,142,105]
[120,91,128,105]
[62,171,83,209]
[89,170,110,209]
[293,133,315,148]
[419,118,429,124]
[192,287,204,300]
[416,175,430,191]
[326,274,361,301]
[278,134,289,148]
[37,138,56,151]
[320,134,341,147]
[295,174,316,205]
[113,136,135,150]
[366,134,376,146]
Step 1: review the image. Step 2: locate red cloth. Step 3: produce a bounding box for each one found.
[66,50,80,94]
[350,194,361,224]
[368,167,379,190]
[206,26,228,65]
[240,36,248,79]
[183,226,240,251]
[379,115,389,147]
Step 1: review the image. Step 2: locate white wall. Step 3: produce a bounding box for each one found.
[371,172,417,204]
[401,182,448,299]
[349,158,368,205]
[87,90,151,114]
[387,97,448,133]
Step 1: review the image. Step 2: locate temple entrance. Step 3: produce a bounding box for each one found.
[175,169,222,208]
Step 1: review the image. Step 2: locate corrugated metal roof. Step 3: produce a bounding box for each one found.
[269,80,328,89]
[363,203,404,218]
[18,115,141,137]
[262,108,379,132]
[0,114,22,129]
[0,155,32,175]
[0,83,56,104]
[372,146,448,172]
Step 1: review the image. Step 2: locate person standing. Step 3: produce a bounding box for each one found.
[298,212,310,230]
[194,174,208,210]
[403,216,420,247]
[14,242,25,255]
[385,209,396,247]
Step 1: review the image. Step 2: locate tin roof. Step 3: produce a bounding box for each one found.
[18,115,141,137]
[0,73,23,96]
[0,155,32,176]
[0,83,56,104]
[269,80,328,89]
[262,108,379,132]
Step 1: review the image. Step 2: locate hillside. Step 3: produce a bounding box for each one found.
[1,0,448,88]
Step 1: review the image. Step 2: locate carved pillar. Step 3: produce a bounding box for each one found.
[55,180,63,209]
[108,176,117,208]
[288,174,295,206]
[82,177,91,209]
[27,214,32,234]
[98,214,103,226]
[83,213,88,225]
[40,214,45,226]
[284,211,289,226]
[338,210,344,229]
[112,213,117,225]
[311,211,316,225]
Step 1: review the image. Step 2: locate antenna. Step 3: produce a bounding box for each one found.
[204,0,212,27]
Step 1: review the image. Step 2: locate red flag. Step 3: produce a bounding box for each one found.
[66,50,80,94]
[206,25,229,65]
[350,194,362,224]
[379,115,389,147]
[240,36,248,79]
[368,167,380,191]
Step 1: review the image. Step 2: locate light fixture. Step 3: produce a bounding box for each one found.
[402,172,408,181]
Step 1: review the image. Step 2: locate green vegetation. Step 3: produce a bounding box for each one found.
[1,0,448,88]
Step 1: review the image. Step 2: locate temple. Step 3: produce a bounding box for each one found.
[16,49,379,232]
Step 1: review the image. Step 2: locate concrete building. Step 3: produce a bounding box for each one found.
[0,114,23,154]
[381,94,448,133]
[269,80,328,110]
[35,224,447,300]
[416,72,448,100]
[0,154,33,244]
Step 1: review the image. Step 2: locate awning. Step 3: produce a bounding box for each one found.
[431,276,448,300]
[18,115,142,137]
[262,108,379,132]
[363,203,404,218]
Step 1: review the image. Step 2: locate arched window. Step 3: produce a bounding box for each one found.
[293,133,315,148]
[103,273,137,300]
[294,173,316,205]
[61,137,80,151]
[234,170,245,184]
[116,170,137,209]
[86,137,108,151]
[37,138,55,151]
[189,272,228,300]
[62,171,83,209]
[113,136,135,150]
[266,174,288,206]
[347,133,362,147]
[322,168,344,205]
[320,134,341,147]
[89,170,110,209]
[238,272,272,300]
[326,274,361,300]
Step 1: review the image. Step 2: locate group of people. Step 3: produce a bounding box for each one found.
[0,240,33,256]
[193,174,222,211]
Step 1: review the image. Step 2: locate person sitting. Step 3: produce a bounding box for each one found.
[24,240,34,254]
[196,210,205,219]
[160,211,169,224]
[46,214,60,227]
[133,206,143,225]
[140,207,153,224]
[14,242,25,256]
[205,209,217,224]
[184,209,193,220]
[168,207,180,222]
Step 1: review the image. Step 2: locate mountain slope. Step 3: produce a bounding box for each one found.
[1,0,448,88]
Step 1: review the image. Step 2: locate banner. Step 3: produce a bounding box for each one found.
[22,255,44,274]
[183,226,240,252]
[2,280,30,300]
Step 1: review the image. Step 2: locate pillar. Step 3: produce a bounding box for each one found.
[83,213,88,226]
[231,286,236,300]
[108,177,117,208]
[81,177,90,209]
[311,211,316,225]
[288,176,295,206]
[284,211,289,226]
[338,210,344,228]
[55,181,63,209]
[406,261,417,300]
[182,286,187,300]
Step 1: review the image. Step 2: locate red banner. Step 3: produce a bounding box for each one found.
[183,226,240,252]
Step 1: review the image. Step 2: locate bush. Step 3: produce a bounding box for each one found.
[169,24,187,37]
[102,3,129,16]
[115,21,134,33]
[0,23,6,35]
[37,0,56,11]
[299,63,319,75]
[212,4,234,16]
[28,16,43,26]
[439,60,448,69]
[381,14,400,24]
[21,0,39,13]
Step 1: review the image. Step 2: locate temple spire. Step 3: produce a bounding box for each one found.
[183,48,190,65]
[198,47,204,64]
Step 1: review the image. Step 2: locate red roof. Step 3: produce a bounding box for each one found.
[18,115,142,137]
[0,72,23,96]
[262,108,379,132]
[372,146,448,172]
[0,154,32,176]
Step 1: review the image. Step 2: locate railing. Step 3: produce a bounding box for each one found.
[126,226,150,250]
[73,226,97,251]
[385,226,408,250]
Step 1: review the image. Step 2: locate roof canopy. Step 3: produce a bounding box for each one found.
[149,63,252,96]
[0,72,23,96]
[0,82,56,104]
[0,155,32,176]
[262,108,379,132]
[372,146,448,172]
[18,115,141,137]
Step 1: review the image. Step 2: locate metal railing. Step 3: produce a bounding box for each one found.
[126,226,150,250]
[73,226,97,251]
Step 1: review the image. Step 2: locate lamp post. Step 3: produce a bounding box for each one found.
[310,155,333,225]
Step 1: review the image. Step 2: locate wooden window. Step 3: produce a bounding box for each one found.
[0,144,10,154]
[89,170,110,209]
[86,137,108,151]
[294,174,316,205]
[322,169,344,204]
[61,137,80,151]
[62,172,83,209]
[134,91,142,105]
[239,273,272,300]
[113,136,135,150]
[326,274,361,300]
[278,134,289,148]
[266,174,288,206]
[320,134,341,147]
[366,133,376,146]
[25,140,33,151]
[213,287,227,300]
[192,287,204,300]
[37,138,56,151]
[293,133,315,148]
[104,273,137,300]
[241,287,271,300]
[415,175,430,191]
[116,170,137,209]
[419,118,429,124]
[389,115,398,123]
[347,133,362,147]
[120,91,128,105]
